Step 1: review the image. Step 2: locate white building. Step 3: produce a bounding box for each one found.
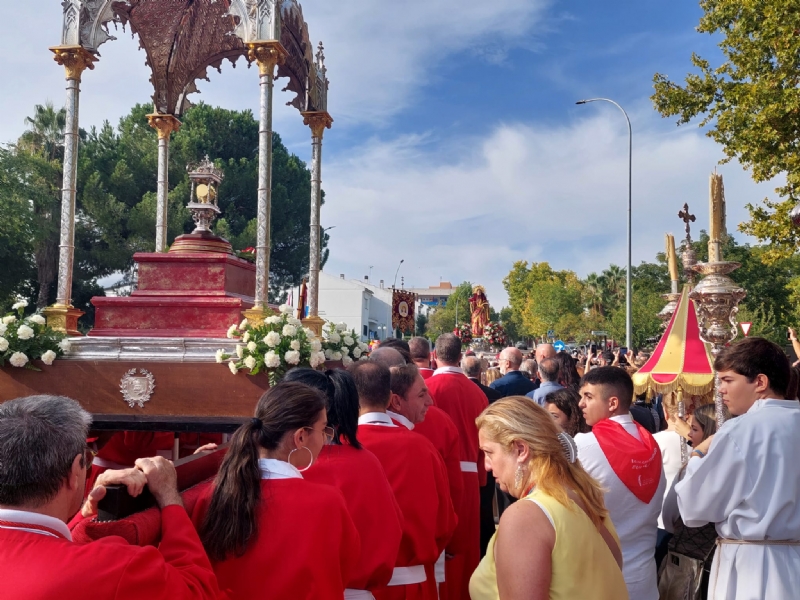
[288,271,422,342]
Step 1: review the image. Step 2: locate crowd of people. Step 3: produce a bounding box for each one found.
[1,334,799,599]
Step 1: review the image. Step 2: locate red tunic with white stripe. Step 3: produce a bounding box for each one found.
[191,459,360,600]
[304,442,404,592]
[0,505,221,600]
[425,367,488,600]
[358,413,457,600]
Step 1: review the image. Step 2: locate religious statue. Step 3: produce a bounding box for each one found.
[469,285,490,338]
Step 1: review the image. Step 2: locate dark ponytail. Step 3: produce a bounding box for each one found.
[283,368,362,449]
[199,382,326,561]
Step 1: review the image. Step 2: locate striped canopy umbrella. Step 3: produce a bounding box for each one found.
[632,286,715,400]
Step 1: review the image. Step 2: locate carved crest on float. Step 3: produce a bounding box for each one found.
[120,368,156,408]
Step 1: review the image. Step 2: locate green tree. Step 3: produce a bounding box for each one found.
[607,287,664,350]
[426,282,473,339]
[651,0,800,260]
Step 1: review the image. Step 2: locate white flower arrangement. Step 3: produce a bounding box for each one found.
[322,321,370,364]
[217,310,324,385]
[0,301,67,370]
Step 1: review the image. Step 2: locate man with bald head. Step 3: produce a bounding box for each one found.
[489,347,537,397]
[370,346,406,368]
[535,342,557,364]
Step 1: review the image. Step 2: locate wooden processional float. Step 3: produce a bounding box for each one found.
[1,0,333,436]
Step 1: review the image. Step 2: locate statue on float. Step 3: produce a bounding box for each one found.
[469,285,490,338]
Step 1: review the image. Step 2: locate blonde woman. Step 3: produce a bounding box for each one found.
[470,396,628,600]
[484,367,501,386]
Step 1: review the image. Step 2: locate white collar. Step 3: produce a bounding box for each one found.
[433,366,463,376]
[387,410,415,430]
[357,412,398,427]
[609,414,633,424]
[0,508,72,541]
[748,399,800,413]
[258,458,303,480]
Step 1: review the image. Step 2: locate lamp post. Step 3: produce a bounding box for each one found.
[393,259,405,288]
[576,98,632,350]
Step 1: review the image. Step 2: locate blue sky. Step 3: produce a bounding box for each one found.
[0,1,775,306]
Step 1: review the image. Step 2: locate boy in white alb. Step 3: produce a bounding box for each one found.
[576,367,666,600]
[676,337,800,600]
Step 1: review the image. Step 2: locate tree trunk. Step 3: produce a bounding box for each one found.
[35,229,59,309]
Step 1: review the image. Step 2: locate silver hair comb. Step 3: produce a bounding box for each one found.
[558,432,578,464]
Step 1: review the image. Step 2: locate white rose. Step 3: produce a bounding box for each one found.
[279,304,292,314]
[264,350,281,368]
[229,361,239,375]
[282,324,297,337]
[244,355,257,370]
[336,323,347,332]
[17,325,34,341]
[266,315,281,324]
[9,352,28,368]
[310,351,326,368]
[359,354,370,361]
[343,336,354,346]
[329,332,341,344]
[239,318,248,329]
[290,339,301,351]
[12,299,28,310]
[342,355,353,367]
[359,342,369,351]
[332,351,342,361]
[247,341,258,353]
[352,347,362,358]
[310,339,322,352]
[226,324,238,338]
[215,349,225,363]
[265,331,281,348]
[58,339,71,352]
[0,323,6,336]
[304,327,316,338]
[340,346,350,357]
[288,317,302,327]
[28,315,46,326]
[324,349,333,359]
[41,350,57,366]
[285,350,301,365]
[3,316,17,325]
[0,338,7,352]
[236,344,245,359]
[242,331,251,343]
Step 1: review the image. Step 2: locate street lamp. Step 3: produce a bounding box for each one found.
[393,259,405,288]
[576,98,632,350]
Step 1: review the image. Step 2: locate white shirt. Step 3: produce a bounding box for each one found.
[432,366,463,376]
[653,429,684,530]
[675,399,800,600]
[357,412,397,427]
[576,413,666,600]
[258,458,303,480]
[387,410,414,430]
[0,509,72,541]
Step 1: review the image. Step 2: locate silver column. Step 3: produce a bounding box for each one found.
[147,114,181,252]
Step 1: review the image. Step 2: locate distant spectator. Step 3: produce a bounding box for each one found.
[519,359,538,382]
[378,338,411,364]
[554,352,581,391]
[543,387,590,437]
[526,358,564,406]
[490,348,537,397]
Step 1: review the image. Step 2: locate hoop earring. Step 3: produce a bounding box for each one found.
[288,446,314,472]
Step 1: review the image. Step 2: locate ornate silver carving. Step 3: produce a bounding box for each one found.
[308,41,328,112]
[120,368,156,408]
[307,125,323,316]
[228,0,280,43]
[277,0,312,110]
[187,156,225,233]
[254,70,275,309]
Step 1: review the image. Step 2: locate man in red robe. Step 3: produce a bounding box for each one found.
[0,394,222,600]
[351,361,457,600]
[387,363,464,595]
[425,333,488,600]
[409,337,435,380]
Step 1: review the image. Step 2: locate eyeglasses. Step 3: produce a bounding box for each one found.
[305,426,335,444]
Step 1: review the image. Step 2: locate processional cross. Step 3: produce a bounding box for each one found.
[678,203,696,243]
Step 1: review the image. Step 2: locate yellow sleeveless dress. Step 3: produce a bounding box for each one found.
[469,488,629,600]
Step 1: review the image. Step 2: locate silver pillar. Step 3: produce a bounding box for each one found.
[255,69,275,308]
[155,134,170,252]
[308,129,322,317]
[55,76,81,306]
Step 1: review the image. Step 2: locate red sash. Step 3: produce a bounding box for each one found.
[592,419,662,504]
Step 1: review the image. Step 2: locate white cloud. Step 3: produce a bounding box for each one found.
[321,108,778,308]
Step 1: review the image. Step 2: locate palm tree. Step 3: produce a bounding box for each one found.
[602,265,627,307]
[584,272,607,316]
[18,102,66,162]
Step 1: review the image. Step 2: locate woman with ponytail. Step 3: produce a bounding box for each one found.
[192,381,360,599]
[469,396,628,600]
[284,368,403,600]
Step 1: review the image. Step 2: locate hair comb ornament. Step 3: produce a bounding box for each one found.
[558,432,578,463]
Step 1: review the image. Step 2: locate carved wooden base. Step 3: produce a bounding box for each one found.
[241,306,275,327]
[302,315,325,337]
[42,304,84,336]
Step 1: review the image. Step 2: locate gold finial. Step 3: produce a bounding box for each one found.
[50,45,97,81]
[246,41,288,76]
[301,111,334,138]
[146,114,182,139]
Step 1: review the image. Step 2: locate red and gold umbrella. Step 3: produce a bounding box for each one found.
[632,286,715,400]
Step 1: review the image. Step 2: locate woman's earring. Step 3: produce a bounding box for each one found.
[288,446,314,472]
